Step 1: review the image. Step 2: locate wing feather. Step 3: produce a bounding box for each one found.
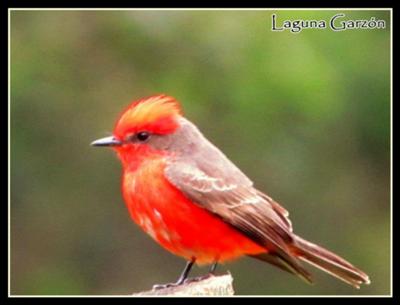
[165,161,293,254]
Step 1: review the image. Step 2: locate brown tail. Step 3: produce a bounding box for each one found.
[293,235,370,288]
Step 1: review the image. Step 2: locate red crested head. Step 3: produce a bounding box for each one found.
[90,94,184,168]
[113,94,182,139]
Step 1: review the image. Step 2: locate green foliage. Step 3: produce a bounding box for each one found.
[10,10,390,295]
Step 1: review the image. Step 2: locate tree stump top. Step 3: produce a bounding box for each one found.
[133,273,234,296]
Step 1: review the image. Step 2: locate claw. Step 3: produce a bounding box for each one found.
[183,273,213,284]
[152,259,219,291]
[152,282,182,290]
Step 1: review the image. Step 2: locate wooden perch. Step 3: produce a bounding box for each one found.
[133,273,234,296]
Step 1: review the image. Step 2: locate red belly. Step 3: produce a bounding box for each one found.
[122,161,266,264]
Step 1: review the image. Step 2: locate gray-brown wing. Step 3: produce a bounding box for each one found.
[161,117,312,282]
[164,160,294,255]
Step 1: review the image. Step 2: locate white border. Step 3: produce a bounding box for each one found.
[8,8,393,298]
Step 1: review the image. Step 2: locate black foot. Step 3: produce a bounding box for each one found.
[183,273,214,284]
[153,259,196,290]
[153,271,218,290]
[152,282,183,290]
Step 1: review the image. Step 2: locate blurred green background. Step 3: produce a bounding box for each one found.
[10,10,390,295]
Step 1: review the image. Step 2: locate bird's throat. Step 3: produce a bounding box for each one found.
[116,145,166,172]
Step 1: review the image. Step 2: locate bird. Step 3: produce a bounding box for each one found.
[91,94,370,290]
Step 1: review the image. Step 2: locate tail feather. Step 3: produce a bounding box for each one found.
[250,252,314,285]
[293,235,370,288]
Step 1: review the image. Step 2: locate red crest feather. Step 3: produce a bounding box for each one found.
[114,94,182,138]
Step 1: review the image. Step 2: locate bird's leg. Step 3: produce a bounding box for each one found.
[209,262,218,274]
[153,258,195,290]
[183,261,218,284]
[176,259,196,285]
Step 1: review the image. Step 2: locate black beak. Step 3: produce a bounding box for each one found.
[91,136,122,147]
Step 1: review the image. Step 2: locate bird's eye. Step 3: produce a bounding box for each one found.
[136,131,150,142]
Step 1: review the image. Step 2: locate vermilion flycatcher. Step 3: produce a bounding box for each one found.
[92,95,370,289]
